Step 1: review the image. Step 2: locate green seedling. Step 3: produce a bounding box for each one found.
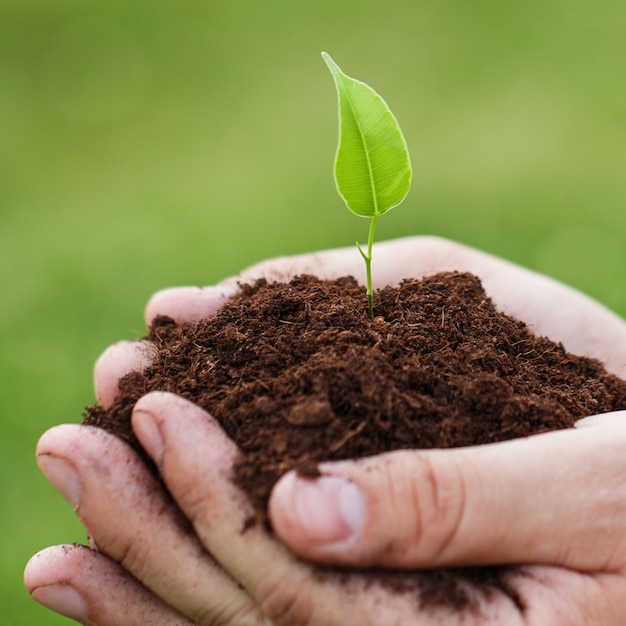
[323,52,412,318]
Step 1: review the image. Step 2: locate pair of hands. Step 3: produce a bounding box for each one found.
[25,236,626,625]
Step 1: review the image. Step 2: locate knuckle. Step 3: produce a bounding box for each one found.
[193,598,265,626]
[373,453,424,561]
[175,480,219,533]
[376,451,469,565]
[256,571,315,626]
[424,454,468,563]
[107,531,150,579]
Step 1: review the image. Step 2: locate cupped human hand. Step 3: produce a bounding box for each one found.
[25,236,626,624]
[26,394,626,625]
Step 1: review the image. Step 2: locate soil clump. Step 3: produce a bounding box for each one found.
[84,272,626,612]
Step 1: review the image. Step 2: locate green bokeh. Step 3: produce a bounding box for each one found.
[2,1,625,623]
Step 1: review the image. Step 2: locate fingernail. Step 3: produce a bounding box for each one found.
[31,584,88,622]
[37,455,80,510]
[292,474,366,544]
[132,409,164,465]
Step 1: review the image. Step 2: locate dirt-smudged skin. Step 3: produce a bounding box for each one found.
[85,272,626,611]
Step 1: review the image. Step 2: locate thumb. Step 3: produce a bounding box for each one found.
[269,414,626,570]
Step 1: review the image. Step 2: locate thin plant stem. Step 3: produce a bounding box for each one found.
[357,214,379,319]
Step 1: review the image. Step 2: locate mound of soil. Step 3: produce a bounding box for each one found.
[84,272,626,611]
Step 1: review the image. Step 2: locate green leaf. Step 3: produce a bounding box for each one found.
[323,52,412,218]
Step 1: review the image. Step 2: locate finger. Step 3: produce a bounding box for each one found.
[575,410,626,429]
[25,545,194,625]
[36,424,264,626]
[95,286,239,406]
[514,565,626,626]
[269,417,626,571]
[221,236,626,376]
[219,246,365,287]
[94,340,157,408]
[144,285,239,326]
[218,236,484,287]
[132,392,434,626]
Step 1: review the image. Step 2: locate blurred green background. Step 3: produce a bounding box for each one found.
[1,0,625,623]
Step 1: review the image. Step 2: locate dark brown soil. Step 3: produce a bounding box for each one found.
[84,272,626,612]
